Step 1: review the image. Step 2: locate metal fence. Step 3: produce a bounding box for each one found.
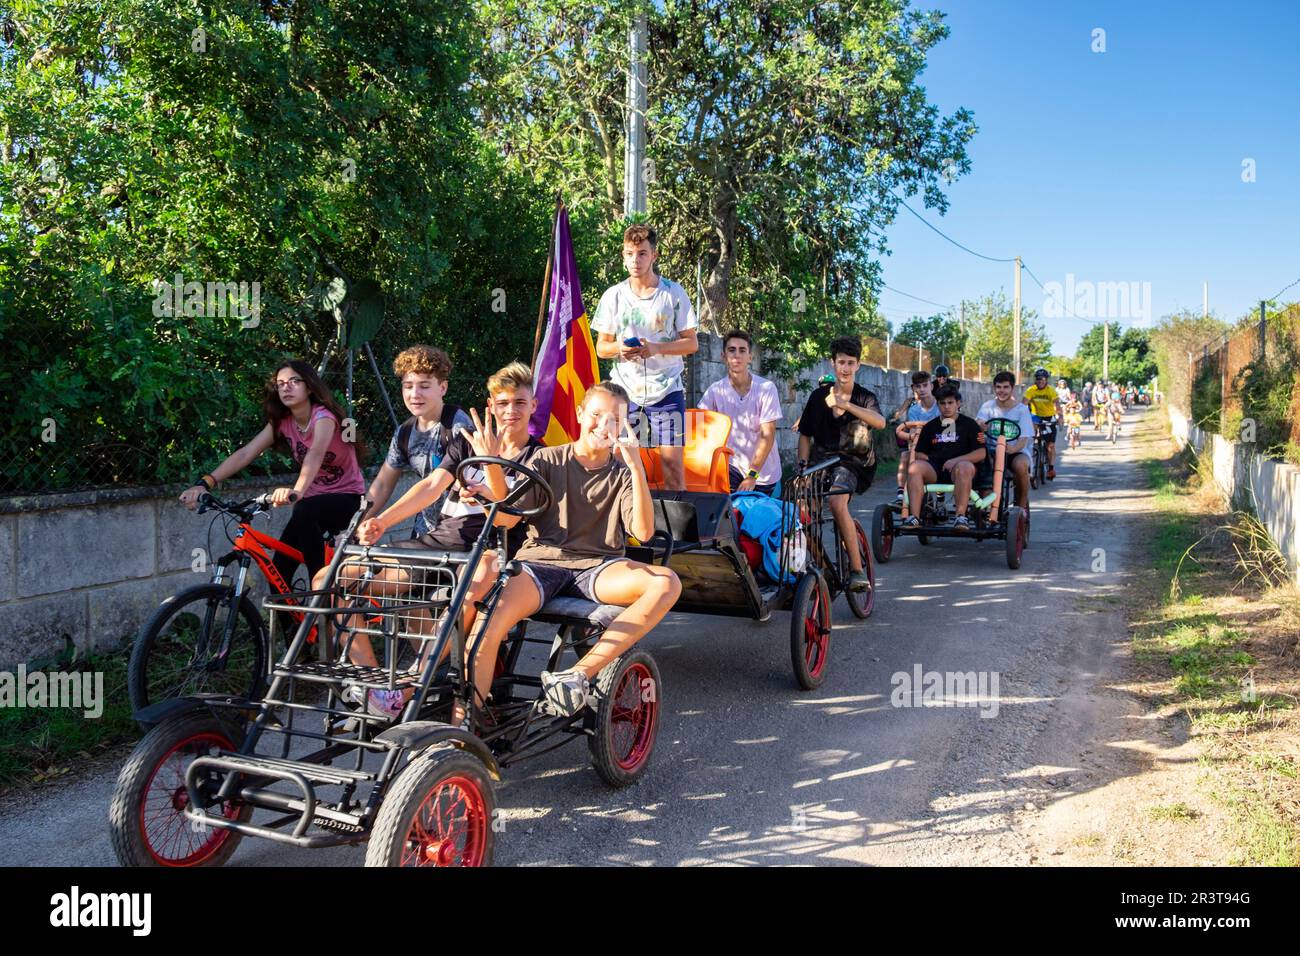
[860,335,994,383]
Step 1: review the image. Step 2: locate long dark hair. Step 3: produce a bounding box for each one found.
[262,358,369,463]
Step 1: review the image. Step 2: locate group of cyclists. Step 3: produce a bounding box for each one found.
[175,221,1142,725]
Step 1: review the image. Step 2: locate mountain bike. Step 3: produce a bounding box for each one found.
[126,492,342,718]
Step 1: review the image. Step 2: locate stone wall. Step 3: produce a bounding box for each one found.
[0,473,420,669]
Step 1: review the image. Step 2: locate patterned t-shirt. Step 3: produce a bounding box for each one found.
[590,277,698,405]
[277,406,366,497]
[383,406,474,536]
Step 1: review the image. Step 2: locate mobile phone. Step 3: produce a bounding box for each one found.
[624,336,642,347]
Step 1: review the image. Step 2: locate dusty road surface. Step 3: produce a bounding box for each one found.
[3,407,1176,866]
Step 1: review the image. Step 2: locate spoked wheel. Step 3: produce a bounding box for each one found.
[790,572,832,690]
[870,503,894,564]
[128,583,267,717]
[1005,506,1027,570]
[589,650,661,787]
[842,521,874,619]
[366,744,496,867]
[109,710,250,867]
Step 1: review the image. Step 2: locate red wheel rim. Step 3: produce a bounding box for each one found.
[402,774,489,867]
[139,731,240,867]
[610,662,657,772]
[804,582,831,677]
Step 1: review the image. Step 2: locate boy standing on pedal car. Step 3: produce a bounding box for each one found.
[591,223,699,491]
[796,336,885,592]
[365,345,474,539]
[905,384,986,532]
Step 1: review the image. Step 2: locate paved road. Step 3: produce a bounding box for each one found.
[2,408,1154,866]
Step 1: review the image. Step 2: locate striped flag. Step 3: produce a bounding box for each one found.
[529,205,599,445]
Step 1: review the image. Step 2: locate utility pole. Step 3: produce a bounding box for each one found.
[1259,300,1267,360]
[1203,281,1209,321]
[1013,257,1022,386]
[1102,321,1110,381]
[886,333,892,370]
[623,12,648,217]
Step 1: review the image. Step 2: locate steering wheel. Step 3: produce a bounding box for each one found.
[454,455,555,520]
[984,417,1022,443]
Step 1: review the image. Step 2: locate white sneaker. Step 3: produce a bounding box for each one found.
[539,669,592,717]
[343,686,405,722]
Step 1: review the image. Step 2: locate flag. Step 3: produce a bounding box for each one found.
[529,205,599,445]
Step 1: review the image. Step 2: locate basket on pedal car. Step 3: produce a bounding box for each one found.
[731,492,807,585]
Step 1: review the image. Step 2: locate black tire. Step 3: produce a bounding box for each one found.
[790,572,831,690]
[870,503,894,565]
[128,583,268,716]
[108,710,250,867]
[365,744,496,867]
[1005,506,1026,570]
[842,521,874,619]
[588,650,661,788]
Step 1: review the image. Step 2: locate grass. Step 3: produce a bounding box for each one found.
[0,643,138,791]
[1131,425,1300,865]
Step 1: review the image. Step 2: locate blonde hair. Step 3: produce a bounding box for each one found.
[486,361,533,396]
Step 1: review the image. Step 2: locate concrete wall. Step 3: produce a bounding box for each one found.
[1169,405,1300,586]
[686,331,997,471]
[0,474,420,669]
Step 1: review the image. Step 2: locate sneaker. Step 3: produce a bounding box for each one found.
[1047,467,1056,480]
[952,514,971,532]
[848,569,872,592]
[539,669,592,717]
[901,515,920,528]
[894,487,905,505]
[342,686,405,722]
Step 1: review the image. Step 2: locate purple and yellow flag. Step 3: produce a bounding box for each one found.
[530,205,599,445]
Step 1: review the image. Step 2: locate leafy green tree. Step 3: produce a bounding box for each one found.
[473,0,975,367]
[960,291,1052,377]
[1074,323,1156,385]
[895,314,966,365]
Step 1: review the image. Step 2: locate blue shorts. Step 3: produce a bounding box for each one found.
[628,390,685,448]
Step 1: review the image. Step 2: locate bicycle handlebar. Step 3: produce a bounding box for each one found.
[197,490,298,521]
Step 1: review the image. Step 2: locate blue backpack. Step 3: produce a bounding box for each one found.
[731,492,802,584]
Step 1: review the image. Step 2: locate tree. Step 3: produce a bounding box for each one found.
[1149,310,1230,412]
[1074,323,1156,385]
[895,314,967,365]
[472,0,976,367]
[960,291,1052,377]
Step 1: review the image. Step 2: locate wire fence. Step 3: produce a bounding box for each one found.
[1187,303,1300,460]
[859,335,995,383]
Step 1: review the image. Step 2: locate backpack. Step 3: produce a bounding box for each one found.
[397,404,464,466]
[731,492,807,585]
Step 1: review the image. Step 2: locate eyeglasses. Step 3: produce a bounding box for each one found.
[276,377,304,390]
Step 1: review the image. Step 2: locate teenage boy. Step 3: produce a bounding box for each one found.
[891,370,940,505]
[974,371,1034,514]
[905,384,986,532]
[797,336,885,592]
[1023,368,1061,480]
[698,329,783,495]
[932,364,952,392]
[592,223,699,491]
[366,345,474,537]
[460,382,681,719]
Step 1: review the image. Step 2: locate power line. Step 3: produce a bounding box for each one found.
[1267,275,1300,302]
[1020,262,1110,329]
[879,283,952,311]
[897,198,1017,263]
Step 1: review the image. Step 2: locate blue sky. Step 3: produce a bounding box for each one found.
[877,0,1300,354]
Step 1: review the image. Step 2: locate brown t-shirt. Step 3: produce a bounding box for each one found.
[513,443,636,570]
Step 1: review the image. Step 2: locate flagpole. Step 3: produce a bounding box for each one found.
[531,194,563,371]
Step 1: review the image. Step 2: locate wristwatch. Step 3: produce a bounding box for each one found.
[745,468,759,481]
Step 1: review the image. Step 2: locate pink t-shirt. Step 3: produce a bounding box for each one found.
[698,373,784,485]
[277,406,366,497]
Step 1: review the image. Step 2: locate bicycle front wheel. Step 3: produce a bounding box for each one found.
[128,583,268,715]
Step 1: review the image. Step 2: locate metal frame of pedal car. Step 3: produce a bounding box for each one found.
[871,417,1029,570]
[108,456,661,868]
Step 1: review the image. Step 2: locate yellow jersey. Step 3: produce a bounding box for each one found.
[1024,385,1058,418]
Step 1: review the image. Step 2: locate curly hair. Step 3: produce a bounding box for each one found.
[393,345,452,382]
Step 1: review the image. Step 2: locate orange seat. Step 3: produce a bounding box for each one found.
[639,408,735,493]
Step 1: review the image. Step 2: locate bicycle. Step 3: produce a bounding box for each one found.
[127,491,341,718]
[1030,425,1049,489]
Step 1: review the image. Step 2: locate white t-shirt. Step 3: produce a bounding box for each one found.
[975,399,1035,459]
[591,277,698,405]
[698,373,784,485]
